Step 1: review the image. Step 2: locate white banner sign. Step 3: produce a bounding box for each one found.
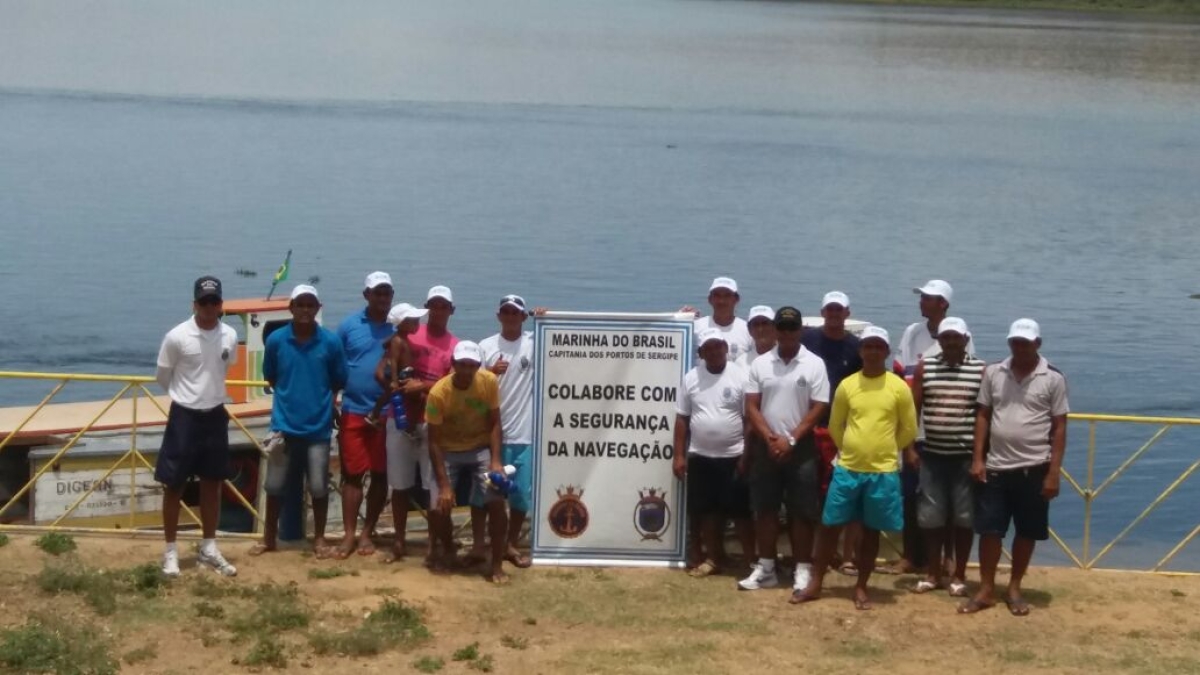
[531,312,693,566]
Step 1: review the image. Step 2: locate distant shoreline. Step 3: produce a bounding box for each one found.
[826,0,1200,15]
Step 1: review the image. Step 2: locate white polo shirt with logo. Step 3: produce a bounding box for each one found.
[479,331,536,445]
[745,346,831,438]
[156,317,238,411]
[694,316,755,365]
[978,356,1069,470]
[676,362,749,459]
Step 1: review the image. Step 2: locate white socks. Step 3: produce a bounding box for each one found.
[759,558,776,572]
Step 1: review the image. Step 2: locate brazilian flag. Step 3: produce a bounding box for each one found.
[266,250,292,300]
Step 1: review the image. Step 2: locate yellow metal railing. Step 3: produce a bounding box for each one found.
[1053,413,1200,573]
[0,371,269,539]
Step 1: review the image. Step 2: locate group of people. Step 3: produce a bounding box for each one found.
[151,271,1068,610]
[153,272,538,584]
[672,277,1068,614]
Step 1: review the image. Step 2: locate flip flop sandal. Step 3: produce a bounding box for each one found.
[837,561,859,576]
[854,596,874,611]
[247,543,274,557]
[788,589,820,605]
[687,560,718,578]
[910,579,942,594]
[504,552,533,569]
[1006,597,1031,616]
[957,598,995,615]
[948,581,969,597]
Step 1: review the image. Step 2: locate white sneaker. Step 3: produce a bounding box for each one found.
[197,547,238,577]
[737,563,780,591]
[793,563,813,591]
[161,549,180,577]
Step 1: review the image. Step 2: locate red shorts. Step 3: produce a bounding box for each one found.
[339,412,386,476]
[814,427,838,496]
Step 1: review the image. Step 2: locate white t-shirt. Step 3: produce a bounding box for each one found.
[156,317,238,411]
[694,316,755,365]
[745,346,830,437]
[737,348,772,370]
[479,331,535,445]
[897,321,976,375]
[676,362,749,459]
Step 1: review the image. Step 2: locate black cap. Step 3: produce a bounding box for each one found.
[774,306,802,329]
[194,276,223,302]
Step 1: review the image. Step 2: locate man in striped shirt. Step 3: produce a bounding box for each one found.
[907,317,985,597]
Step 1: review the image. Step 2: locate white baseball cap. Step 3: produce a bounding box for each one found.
[427,285,454,304]
[913,279,953,303]
[822,291,850,309]
[289,284,319,301]
[365,271,393,290]
[1007,318,1041,342]
[860,325,890,347]
[696,328,727,348]
[937,317,969,337]
[452,340,483,363]
[709,277,738,294]
[387,303,428,325]
[747,305,774,323]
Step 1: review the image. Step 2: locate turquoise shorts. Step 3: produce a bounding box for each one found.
[503,444,533,513]
[822,466,903,532]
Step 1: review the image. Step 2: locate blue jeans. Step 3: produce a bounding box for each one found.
[264,435,331,500]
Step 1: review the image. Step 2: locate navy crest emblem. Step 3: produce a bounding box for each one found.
[633,488,670,541]
[520,356,531,371]
[221,348,230,361]
[548,485,589,539]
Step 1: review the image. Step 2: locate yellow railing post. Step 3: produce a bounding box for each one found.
[1082,420,1096,568]
[130,384,139,531]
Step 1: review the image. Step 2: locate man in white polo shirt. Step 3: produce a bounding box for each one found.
[692,277,755,364]
[154,276,240,577]
[740,307,830,594]
[672,328,754,578]
[959,318,1068,617]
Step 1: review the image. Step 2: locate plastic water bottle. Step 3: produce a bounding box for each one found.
[390,367,416,432]
[391,391,409,431]
[481,465,518,497]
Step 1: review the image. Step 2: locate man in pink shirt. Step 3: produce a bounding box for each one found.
[387,285,459,565]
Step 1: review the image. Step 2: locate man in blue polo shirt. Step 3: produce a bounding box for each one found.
[253,285,347,557]
[334,271,395,558]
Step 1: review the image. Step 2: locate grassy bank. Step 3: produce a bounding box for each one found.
[1,534,1199,674]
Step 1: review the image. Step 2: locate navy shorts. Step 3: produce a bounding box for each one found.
[748,436,821,523]
[686,454,752,520]
[974,463,1051,541]
[154,403,231,489]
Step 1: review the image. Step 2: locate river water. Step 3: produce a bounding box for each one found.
[2,0,1199,568]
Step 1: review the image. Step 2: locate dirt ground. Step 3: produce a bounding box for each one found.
[2,533,1199,675]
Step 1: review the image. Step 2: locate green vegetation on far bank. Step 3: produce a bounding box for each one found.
[832,0,1200,16]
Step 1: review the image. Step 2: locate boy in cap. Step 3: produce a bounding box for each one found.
[254,285,347,558]
[909,317,984,596]
[333,271,395,558]
[426,341,510,583]
[737,305,776,369]
[793,326,917,610]
[476,295,540,568]
[376,303,431,563]
[741,307,830,594]
[960,319,1068,616]
[154,276,240,576]
[673,328,755,577]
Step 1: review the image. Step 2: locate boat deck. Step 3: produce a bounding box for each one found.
[0,395,272,443]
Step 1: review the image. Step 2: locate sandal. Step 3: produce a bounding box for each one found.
[957,598,995,615]
[247,543,275,557]
[688,559,718,578]
[910,579,942,594]
[1006,596,1031,617]
[837,561,858,577]
[504,551,533,569]
[948,581,969,597]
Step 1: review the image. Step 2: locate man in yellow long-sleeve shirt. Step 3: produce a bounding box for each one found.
[792,326,917,610]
